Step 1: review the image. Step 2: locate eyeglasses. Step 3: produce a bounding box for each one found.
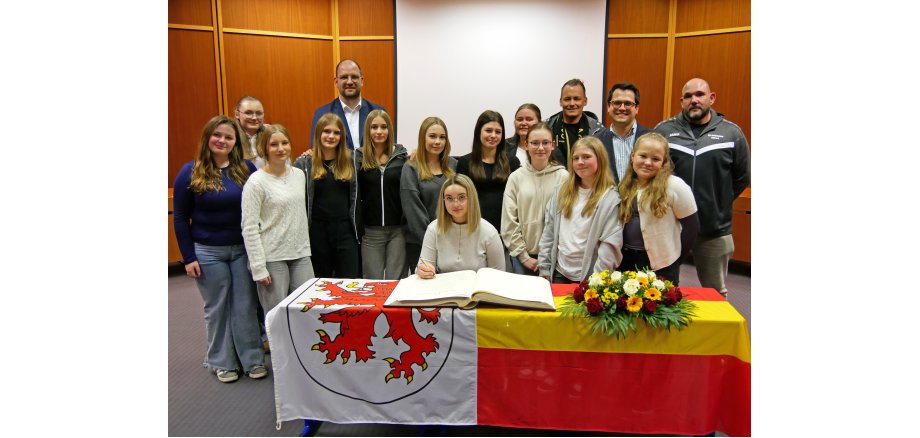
[241,111,264,118]
[444,195,468,204]
[608,101,636,109]
[528,140,553,148]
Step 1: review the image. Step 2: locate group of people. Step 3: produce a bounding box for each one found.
[172,58,750,383]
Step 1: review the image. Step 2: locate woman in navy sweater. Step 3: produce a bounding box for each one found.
[173,115,266,383]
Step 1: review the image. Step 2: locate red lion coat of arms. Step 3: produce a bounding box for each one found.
[297,280,446,385]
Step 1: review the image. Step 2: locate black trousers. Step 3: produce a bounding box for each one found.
[619,247,682,285]
[310,219,361,278]
[552,269,581,284]
[405,242,422,277]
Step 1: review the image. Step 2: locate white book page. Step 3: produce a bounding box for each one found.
[385,271,477,304]
[473,268,553,305]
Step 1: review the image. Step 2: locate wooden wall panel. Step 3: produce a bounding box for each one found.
[608,0,670,34]
[672,32,751,144]
[676,0,750,33]
[168,0,213,26]
[340,40,396,127]
[604,38,668,129]
[223,34,333,156]
[169,29,220,187]
[221,0,332,35]
[338,0,394,36]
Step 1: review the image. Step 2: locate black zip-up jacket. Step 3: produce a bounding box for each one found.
[354,144,409,228]
[654,110,750,238]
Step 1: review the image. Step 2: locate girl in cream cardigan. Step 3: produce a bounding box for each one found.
[616,132,699,284]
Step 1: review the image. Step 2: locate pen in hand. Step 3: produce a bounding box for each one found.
[417,259,436,279]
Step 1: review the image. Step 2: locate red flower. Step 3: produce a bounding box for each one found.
[616,296,628,310]
[586,298,604,315]
[673,287,683,302]
[663,290,677,305]
[573,287,585,303]
[643,300,658,313]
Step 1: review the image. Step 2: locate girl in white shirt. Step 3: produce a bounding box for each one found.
[241,124,314,316]
[617,132,699,284]
[415,174,505,278]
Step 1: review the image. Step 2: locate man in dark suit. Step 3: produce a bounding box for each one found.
[592,82,651,184]
[310,59,386,150]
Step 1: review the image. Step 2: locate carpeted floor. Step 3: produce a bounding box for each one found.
[168,262,750,436]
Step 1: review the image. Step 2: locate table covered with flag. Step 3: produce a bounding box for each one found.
[267,278,750,436]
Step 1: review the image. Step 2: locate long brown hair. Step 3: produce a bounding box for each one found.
[468,110,511,182]
[618,132,674,224]
[189,115,252,193]
[360,109,394,170]
[311,113,354,181]
[410,117,455,181]
[557,136,615,218]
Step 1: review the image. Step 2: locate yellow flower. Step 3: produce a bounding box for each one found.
[628,271,637,279]
[584,289,598,300]
[637,276,649,287]
[627,296,643,313]
[646,288,661,301]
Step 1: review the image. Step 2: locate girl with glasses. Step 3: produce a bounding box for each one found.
[500,122,568,276]
[415,175,505,278]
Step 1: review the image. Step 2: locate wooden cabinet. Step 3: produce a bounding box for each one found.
[731,188,751,263]
[168,188,183,264]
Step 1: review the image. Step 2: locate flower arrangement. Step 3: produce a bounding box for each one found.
[558,268,698,339]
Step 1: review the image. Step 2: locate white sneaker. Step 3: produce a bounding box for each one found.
[217,369,239,383]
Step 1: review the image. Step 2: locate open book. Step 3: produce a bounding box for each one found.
[384,268,555,311]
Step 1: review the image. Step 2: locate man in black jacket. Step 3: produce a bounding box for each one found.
[655,78,750,298]
[593,82,651,184]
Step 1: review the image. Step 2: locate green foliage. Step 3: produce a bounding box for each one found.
[557,268,699,339]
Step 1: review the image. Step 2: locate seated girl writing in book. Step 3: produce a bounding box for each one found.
[538,136,623,284]
[415,174,506,278]
[616,132,699,284]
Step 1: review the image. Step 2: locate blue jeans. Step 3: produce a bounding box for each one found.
[193,243,264,373]
[509,254,540,276]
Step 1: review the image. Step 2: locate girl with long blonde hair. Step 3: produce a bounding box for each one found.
[354,110,410,279]
[415,175,505,278]
[616,132,699,284]
[400,117,458,275]
[538,136,623,283]
[292,113,361,278]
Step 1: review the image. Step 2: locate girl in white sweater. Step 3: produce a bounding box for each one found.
[415,175,505,278]
[241,124,314,316]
